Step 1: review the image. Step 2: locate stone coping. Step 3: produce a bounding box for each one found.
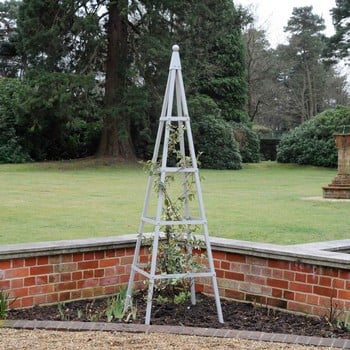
[1,235,350,270]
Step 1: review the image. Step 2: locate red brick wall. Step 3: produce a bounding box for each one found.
[197,251,350,317]
[0,247,148,309]
[1,240,350,318]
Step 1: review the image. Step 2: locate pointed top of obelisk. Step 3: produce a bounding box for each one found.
[169,44,181,70]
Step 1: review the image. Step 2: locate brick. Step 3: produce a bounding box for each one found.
[318,267,338,277]
[125,247,134,256]
[307,294,319,305]
[34,295,47,305]
[23,277,35,287]
[224,289,245,300]
[283,271,295,281]
[313,285,334,298]
[82,288,94,298]
[213,260,220,269]
[21,296,34,308]
[295,292,306,303]
[271,269,283,279]
[0,261,11,269]
[139,255,149,264]
[83,252,95,261]
[78,261,98,270]
[290,282,312,293]
[61,254,73,263]
[288,301,312,314]
[220,261,230,270]
[216,269,224,278]
[0,280,10,289]
[61,273,72,282]
[267,278,288,289]
[72,271,82,280]
[104,267,117,277]
[246,274,265,285]
[99,258,120,267]
[48,274,59,283]
[10,279,23,289]
[71,290,82,300]
[251,266,271,278]
[83,270,94,279]
[46,293,59,304]
[295,273,307,283]
[115,249,127,257]
[49,256,60,264]
[25,258,37,267]
[94,251,105,260]
[81,279,98,288]
[339,270,350,279]
[54,263,77,273]
[332,278,345,289]
[225,271,244,281]
[307,274,318,284]
[73,253,84,262]
[37,257,48,265]
[319,276,332,287]
[318,296,332,308]
[338,290,350,300]
[268,260,290,270]
[272,288,283,298]
[226,254,246,263]
[267,298,287,309]
[36,275,48,285]
[55,281,77,292]
[94,269,105,278]
[283,291,294,300]
[12,287,29,298]
[5,267,29,278]
[30,265,53,276]
[212,251,227,260]
[246,256,266,266]
[120,256,133,265]
[12,259,25,268]
[105,250,116,258]
[100,276,119,286]
[291,263,314,273]
[59,292,71,302]
[29,285,53,295]
[120,275,129,283]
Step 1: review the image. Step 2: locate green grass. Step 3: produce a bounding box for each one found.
[0,160,349,245]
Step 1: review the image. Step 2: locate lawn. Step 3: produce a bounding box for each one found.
[0,160,349,245]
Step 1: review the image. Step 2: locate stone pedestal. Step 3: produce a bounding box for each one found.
[323,133,350,199]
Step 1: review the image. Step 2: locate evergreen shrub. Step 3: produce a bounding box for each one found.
[231,122,260,163]
[189,95,242,169]
[277,106,350,167]
[0,78,30,163]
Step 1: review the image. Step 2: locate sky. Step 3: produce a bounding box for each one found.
[235,0,336,47]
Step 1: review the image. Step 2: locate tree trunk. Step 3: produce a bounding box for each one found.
[97,0,135,160]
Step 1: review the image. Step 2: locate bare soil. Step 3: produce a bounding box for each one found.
[6,292,350,340]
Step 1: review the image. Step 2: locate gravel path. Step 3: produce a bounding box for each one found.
[0,329,336,350]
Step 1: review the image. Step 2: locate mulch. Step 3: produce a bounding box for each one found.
[6,292,350,340]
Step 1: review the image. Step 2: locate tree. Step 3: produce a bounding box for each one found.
[282,6,326,122]
[0,0,21,77]
[16,0,105,74]
[97,0,135,158]
[327,0,350,63]
[11,0,249,165]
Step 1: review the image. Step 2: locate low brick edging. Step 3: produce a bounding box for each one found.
[2,235,350,319]
[3,319,350,348]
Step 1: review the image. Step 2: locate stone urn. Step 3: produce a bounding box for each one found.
[323,133,350,199]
